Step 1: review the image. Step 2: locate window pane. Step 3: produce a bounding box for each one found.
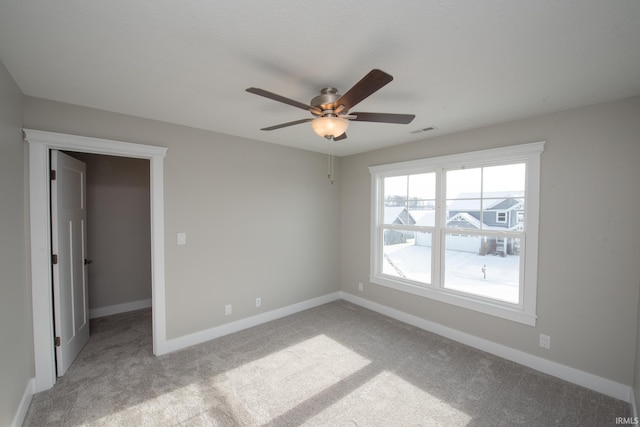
[408,172,436,226]
[446,168,481,199]
[443,234,521,304]
[408,173,435,200]
[483,163,525,196]
[384,176,408,224]
[382,229,431,284]
[384,175,407,203]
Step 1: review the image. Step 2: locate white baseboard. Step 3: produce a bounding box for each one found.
[164,292,341,354]
[12,378,34,427]
[89,298,152,319]
[159,290,632,403]
[339,291,633,403]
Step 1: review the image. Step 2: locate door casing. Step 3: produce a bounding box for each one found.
[25,129,168,392]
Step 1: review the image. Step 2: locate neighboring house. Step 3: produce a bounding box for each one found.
[410,193,524,256]
[447,192,525,231]
[412,210,435,247]
[446,192,523,256]
[383,206,416,244]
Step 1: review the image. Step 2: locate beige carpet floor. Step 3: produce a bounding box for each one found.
[23,300,630,426]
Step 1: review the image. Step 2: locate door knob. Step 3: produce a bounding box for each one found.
[84,259,93,265]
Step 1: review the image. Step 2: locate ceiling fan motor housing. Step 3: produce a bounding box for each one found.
[311,87,343,116]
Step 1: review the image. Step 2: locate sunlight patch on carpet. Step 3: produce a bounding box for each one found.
[223,334,371,424]
[308,370,472,425]
[90,382,217,426]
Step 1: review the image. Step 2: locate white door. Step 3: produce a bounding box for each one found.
[51,150,90,376]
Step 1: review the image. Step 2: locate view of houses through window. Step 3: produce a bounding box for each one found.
[371,142,543,325]
[382,163,526,305]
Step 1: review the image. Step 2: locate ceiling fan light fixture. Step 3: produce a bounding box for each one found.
[311,116,349,139]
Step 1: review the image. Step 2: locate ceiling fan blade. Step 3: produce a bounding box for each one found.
[246,87,321,114]
[350,112,415,124]
[335,69,393,111]
[260,118,313,131]
[333,132,348,141]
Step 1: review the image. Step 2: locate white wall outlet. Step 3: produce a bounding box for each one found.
[177,232,187,245]
[225,304,232,316]
[358,282,363,292]
[255,297,261,308]
[539,333,551,349]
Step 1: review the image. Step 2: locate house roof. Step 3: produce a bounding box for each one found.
[384,207,413,225]
[413,210,436,227]
[447,193,524,212]
[447,212,483,229]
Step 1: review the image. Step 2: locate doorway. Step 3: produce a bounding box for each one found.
[26,129,168,392]
[68,151,153,321]
[54,151,153,376]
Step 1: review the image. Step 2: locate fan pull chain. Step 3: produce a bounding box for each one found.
[328,139,335,184]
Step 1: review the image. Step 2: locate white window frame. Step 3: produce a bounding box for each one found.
[369,142,544,326]
[496,210,508,223]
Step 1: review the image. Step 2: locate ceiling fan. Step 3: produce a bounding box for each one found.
[246,69,415,141]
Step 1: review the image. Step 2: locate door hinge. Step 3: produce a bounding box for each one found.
[54,336,61,347]
[50,170,56,180]
[52,254,58,264]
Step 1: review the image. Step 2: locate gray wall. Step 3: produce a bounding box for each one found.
[23,97,342,339]
[0,63,32,424]
[70,153,152,310]
[340,96,640,386]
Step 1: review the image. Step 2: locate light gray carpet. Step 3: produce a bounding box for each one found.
[24,301,630,426]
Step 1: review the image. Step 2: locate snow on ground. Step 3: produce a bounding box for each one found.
[383,242,520,304]
[383,243,431,283]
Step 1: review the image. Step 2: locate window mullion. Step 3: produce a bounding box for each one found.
[405,175,410,219]
[480,167,484,229]
[383,224,433,232]
[433,167,444,289]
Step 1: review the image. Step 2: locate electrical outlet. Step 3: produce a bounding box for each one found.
[358,282,363,292]
[177,232,187,245]
[539,334,551,349]
[225,304,232,316]
[255,297,261,308]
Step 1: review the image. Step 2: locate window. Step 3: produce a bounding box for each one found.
[370,142,544,325]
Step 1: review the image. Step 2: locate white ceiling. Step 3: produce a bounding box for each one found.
[1,1,639,157]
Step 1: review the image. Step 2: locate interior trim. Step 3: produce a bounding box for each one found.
[10,378,34,427]
[164,293,341,354]
[340,291,631,403]
[24,129,168,392]
[89,298,153,319]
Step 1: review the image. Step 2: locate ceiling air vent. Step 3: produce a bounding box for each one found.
[410,126,435,134]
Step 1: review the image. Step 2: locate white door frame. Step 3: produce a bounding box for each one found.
[25,129,168,392]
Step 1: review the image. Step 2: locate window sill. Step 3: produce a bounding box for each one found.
[370,275,537,326]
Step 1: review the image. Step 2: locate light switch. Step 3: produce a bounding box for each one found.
[177,233,187,245]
